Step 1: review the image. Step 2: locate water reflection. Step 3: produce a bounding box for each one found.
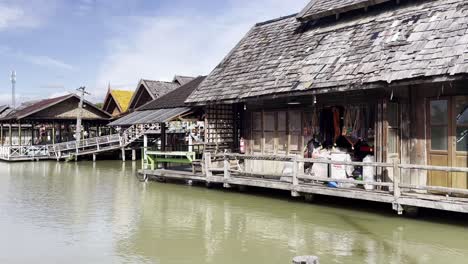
[0,161,466,263]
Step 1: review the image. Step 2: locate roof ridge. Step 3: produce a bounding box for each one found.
[143,79,177,84]
[255,13,298,27]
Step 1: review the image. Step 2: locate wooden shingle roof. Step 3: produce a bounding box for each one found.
[173,75,196,85]
[297,0,391,21]
[187,0,468,104]
[139,76,206,111]
[142,80,180,98]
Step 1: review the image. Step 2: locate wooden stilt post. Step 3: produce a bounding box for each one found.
[143,134,148,168]
[18,120,21,146]
[52,121,56,145]
[223,154,231,188]
[204,152,212,180]
[93,153,97,162]
[132,149,136,161]
[161,123,167,169]
[121,148,126,162]
[31,122,34,146]
[9,122,12,146]
[393,158,403,215]
[291,155,300,197]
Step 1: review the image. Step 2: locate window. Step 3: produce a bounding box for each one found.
[387,103,399,155]
[289,111,302,152]
[252,112,262,152]
[430,100,448,151]
[264,112,275,153]
[278,112,287,154]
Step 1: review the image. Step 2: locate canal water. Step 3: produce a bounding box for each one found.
[0,161,467,264]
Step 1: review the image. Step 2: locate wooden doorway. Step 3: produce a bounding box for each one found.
[427,96,468,188]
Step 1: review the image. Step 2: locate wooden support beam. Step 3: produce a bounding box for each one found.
[204,152,213,180]
[292,156,300,197]
[18,121,21,146]
[393,159,401,196]
[52,122,56,145]
[9,123,12,146]
[223,156,231,188]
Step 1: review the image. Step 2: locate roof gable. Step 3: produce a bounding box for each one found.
[297,0,391,21]
[110,90,133,112]
[173,75,196,85]
[187,0,468,104]
[128,79,181,111]
[139,76,206,110]
[142,80,179,98]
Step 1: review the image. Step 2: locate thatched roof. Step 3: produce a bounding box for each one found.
[187,0,468,104]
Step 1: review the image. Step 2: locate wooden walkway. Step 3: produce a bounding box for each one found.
[140,153,468,215]
[0,124,158,161]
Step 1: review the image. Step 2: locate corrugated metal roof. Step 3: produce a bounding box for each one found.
[108,107,191,126]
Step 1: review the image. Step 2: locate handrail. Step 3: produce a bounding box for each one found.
[211,153,468,199]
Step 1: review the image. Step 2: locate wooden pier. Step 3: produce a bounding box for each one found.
[0,124,158,161]
[140,153,468,215]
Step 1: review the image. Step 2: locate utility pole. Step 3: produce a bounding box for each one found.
[10,71,16,108]
[75,86,90,143]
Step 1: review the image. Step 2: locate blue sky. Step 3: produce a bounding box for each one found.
[0,0,308,105]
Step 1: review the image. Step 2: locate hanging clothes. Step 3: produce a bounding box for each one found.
[332,107,341,144]
[342,106,353,136]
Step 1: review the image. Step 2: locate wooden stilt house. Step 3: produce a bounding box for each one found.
[0,94,112,146]
[186,0,468,189]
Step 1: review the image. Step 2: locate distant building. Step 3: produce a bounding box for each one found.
[0,94,111,146]
[127,75,195,112]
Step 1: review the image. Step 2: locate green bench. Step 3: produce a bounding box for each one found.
[146,151,196,170]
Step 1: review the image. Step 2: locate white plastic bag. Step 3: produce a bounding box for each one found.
[311,150,330,178]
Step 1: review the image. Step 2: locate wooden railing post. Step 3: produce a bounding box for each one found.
[292,155,300,197]
[204,152,213,180]
[392,158,403,215]
[223,154,231,188]
[393,158,401,199]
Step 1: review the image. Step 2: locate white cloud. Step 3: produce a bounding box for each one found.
[0,0,59,31]
[18,53,74,71]
[0,46,74,71]
[0,5,24,30]
[94,0,308,99]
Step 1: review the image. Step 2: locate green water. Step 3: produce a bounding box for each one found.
[0,161,467,263]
